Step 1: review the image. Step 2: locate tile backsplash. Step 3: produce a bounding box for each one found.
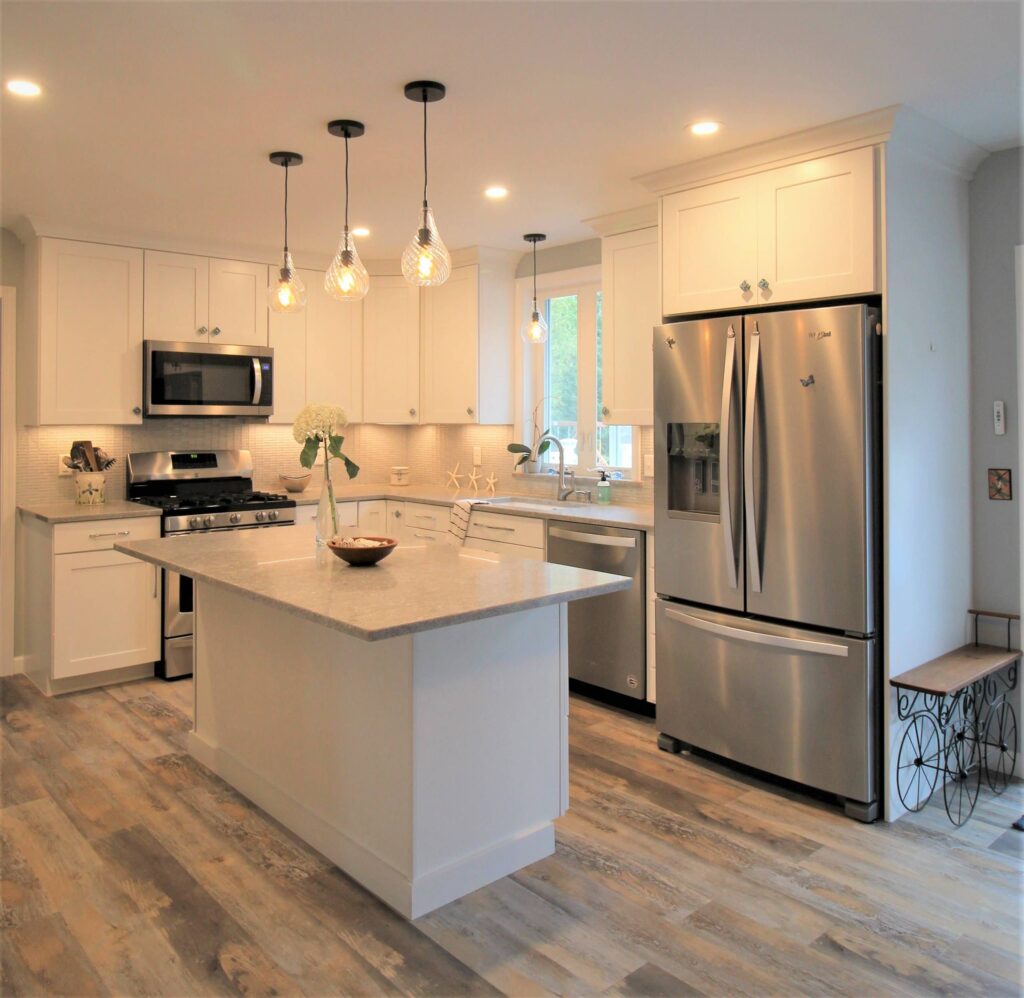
[17,421,654,507]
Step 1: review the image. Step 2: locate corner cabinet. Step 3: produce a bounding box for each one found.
[661,146,877,316]
[600,228,659,425]
[362,275,421,424]
[269,267,363,424]
[144,250,268,346]
[19,238,145,426]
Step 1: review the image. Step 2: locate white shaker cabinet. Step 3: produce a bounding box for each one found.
[362,276,420,423]
[660,146,877,316]
[143,250,210,341]
[661,176,759,316]
[357,500,387,535]
[755,146,877,305]
[20,237,145,425]
[18,513,162,694]
[269,267,363,424]
[600,227,659,425]
[144,252,268,346]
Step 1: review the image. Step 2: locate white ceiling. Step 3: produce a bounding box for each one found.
[2,1,1020,262]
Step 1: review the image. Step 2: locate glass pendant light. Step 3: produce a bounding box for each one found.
[324,119,370,301]
[521,233,548,345]
[401,81,451,287]
[267,152,307,313]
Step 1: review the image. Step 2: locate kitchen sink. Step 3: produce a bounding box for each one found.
[487,497,593,514]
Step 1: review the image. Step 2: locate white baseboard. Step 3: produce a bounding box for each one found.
[2,654,26,677]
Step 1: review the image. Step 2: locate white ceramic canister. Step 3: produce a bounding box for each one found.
[74,471,107,505]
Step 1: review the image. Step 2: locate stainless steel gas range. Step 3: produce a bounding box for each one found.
[127,449,296,679]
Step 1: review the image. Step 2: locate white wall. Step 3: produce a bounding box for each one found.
[883,141,973,817]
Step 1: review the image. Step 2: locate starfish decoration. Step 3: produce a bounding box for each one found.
[467,467,482,493]
[446,462,464,490]
[485,472,498,497]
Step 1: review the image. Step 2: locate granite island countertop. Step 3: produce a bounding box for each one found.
[116,525,631,641]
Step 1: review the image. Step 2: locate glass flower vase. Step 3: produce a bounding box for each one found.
[315,473,339,547]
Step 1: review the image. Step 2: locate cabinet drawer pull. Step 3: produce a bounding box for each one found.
[413,531,437,540]
[88,529,131,539]
[483,523,515,533]
[412,513,437,522]
[153,565,159,598]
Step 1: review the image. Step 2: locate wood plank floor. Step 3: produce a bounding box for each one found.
[1,673,1021,996]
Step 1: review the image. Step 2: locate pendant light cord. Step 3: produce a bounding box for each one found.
[283,160,290,256]
[532,239,538,307]
[422,92,429,208]
[344,133,350,232]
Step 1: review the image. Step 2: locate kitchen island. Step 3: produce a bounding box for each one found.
[117,526,629,918]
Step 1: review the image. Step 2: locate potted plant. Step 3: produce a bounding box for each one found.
[507,397,551,473]
[293,404,360,546]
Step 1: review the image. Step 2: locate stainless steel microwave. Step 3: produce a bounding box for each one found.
[144,341,274,417]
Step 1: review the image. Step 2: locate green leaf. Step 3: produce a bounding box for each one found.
[515,453,530,467]
[341,455,360,480]
[507,442,532,454]
[542,427,550,436]
[299,437,319,469]
[328,434,346,460]
[537,439,551,456]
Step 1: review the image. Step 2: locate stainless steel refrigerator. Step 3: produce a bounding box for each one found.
[653,302,881,821]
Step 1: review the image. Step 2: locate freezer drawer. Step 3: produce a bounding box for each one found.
[547,522,646,699]
[655,601,877,806]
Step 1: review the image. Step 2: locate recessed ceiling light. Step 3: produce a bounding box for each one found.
[690,121,721,137]
[6,79,42,97]
[484,186,509,200]
[351,227,370,237]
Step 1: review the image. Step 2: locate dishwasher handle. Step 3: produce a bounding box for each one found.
[548,526,637,548]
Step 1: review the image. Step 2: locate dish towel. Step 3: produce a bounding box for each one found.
[448,498,489,545]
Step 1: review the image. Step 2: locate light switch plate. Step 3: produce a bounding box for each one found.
[472,445,482,466]
[643,453,654,478]
[58,454,72,476]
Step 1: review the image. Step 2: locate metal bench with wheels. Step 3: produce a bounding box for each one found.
[890,610,1019,826]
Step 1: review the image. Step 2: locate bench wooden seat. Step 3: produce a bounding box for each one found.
[891,644,1021,697]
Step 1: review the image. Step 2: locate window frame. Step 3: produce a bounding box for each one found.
[514,265,639,481]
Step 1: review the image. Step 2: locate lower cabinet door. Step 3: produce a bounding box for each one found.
[53,549,161,679]
[357,500,387,535]
[463,537,544,561]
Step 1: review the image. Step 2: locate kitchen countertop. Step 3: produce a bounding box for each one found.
[17,500,163,524]
[117,526,631,641]
[273,483,655,530]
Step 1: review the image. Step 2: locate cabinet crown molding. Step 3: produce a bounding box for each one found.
[634,104,987,197]
[583,204,658,237]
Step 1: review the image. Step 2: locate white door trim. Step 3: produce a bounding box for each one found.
[0,286,17,676]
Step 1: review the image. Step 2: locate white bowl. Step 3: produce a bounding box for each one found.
[279,472,312,493]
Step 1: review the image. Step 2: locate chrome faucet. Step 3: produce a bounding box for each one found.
[536,433,575,501]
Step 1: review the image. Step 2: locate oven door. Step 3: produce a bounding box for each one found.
[145,341,273,417]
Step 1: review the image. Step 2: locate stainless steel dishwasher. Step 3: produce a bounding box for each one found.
[546,521,646,698]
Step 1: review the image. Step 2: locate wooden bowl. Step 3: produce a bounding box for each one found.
[327,536,398,566]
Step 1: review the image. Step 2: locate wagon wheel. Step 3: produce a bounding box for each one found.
[942,719,981,826]
[896,714,942,812]
[983,700,1018,795]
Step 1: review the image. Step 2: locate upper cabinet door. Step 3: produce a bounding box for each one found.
[38,238,144,424]
[661,176,758,316]
[362,275,420,424]
[143,251,209,341]
[421,265,478,424]
[208,258,269,346]
[306,275,363,422]
[756,147,877,305]
[601,228,659,425]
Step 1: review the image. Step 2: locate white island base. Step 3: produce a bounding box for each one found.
[188,582,569,919]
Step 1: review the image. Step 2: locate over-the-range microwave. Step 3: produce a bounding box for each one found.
[144,341,274,417]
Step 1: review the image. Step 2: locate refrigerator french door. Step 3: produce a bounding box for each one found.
[653,302,880,819]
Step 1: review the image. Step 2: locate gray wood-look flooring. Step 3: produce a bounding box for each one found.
[1,673,1020,996]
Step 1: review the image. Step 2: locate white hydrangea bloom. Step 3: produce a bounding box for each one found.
[292,404,348,444]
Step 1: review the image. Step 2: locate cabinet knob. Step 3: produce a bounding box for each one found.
[211,326,221,336]
[739,281,751,294]
[601,405,610,417]
[409,408,417,417]
[132,406,142,415]
[758,279,770,292]
[466,406,474,416]
[198,325,208,336]
[394,510,402,519]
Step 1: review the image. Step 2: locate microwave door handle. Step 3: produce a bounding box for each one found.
[720,325,738,589]
[744,322,762,593]
[251,357,262,405]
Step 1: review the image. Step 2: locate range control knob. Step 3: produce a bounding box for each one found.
[188,516,201,529]
[229,512,241,524]
[268,510,279,521]
[255,510,267,522]
[203,514,215,528]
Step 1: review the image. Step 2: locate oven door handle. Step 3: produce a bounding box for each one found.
[252,357,262,405]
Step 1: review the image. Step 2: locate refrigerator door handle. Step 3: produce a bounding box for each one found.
[664,607,850,658]
[720,325,739,589]
[744,322,763,593]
